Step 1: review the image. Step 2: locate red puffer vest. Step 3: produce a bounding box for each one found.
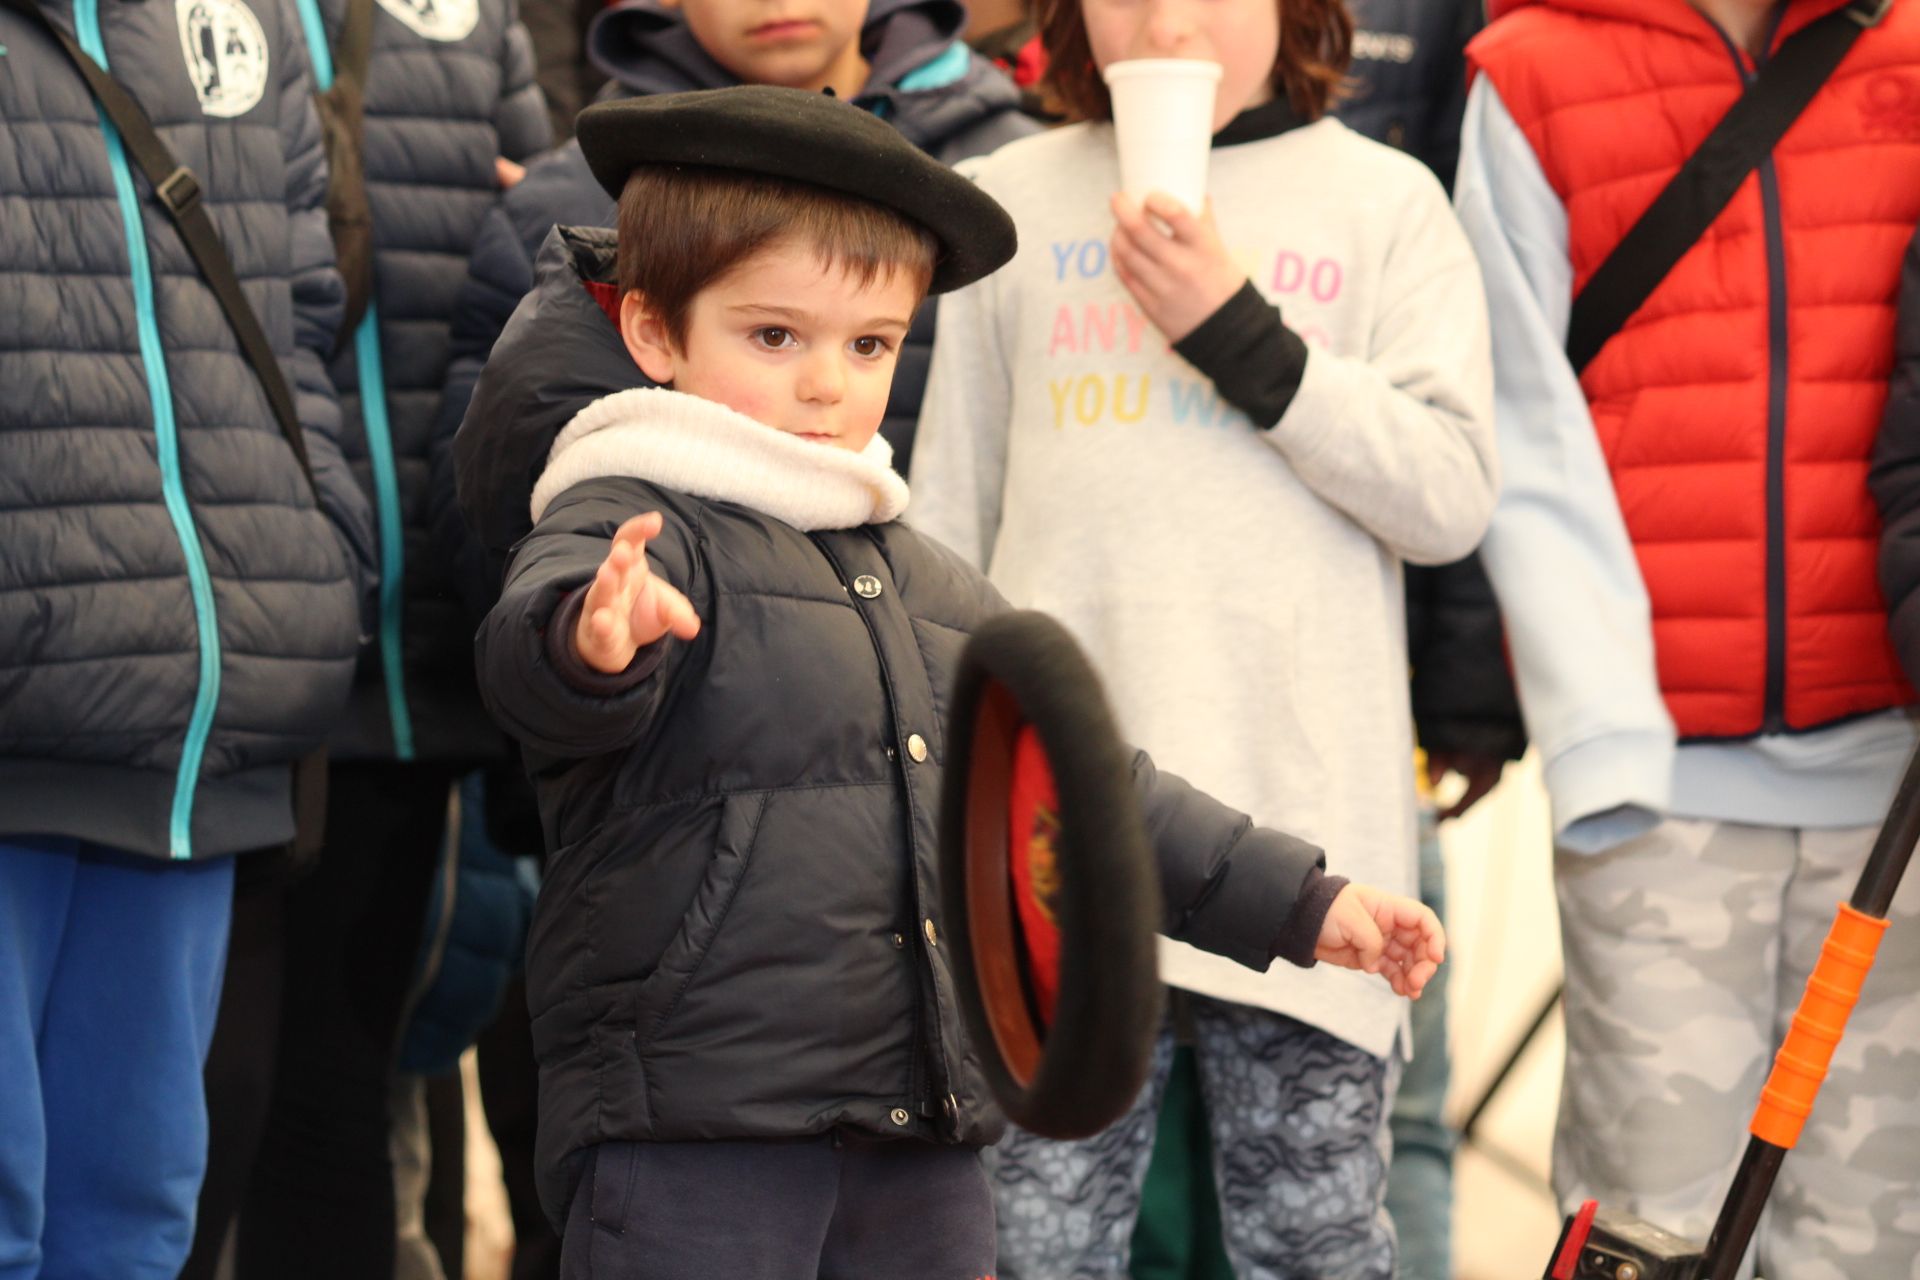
[1471,0,1920,738]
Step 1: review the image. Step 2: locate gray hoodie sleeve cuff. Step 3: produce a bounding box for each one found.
[545,584,671,696]
[1172,280,1310,429]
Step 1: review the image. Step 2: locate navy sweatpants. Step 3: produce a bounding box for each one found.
[561,1135,998,1279]
[0,837,233,1280]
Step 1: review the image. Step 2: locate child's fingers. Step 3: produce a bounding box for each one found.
[611,511,664,553]
[1142,193,1203,243]
[652,580,703,642]
[1111,234,1175,304]
[1348,909,1385,974]
[583,553,628,617]
[1401,957,1439,998]
[1118,210,1186,271]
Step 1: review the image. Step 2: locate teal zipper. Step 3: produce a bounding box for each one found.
[77,0,221,859]
[293,0,414,757]
[293,0,335,85]
[354,305,415,759]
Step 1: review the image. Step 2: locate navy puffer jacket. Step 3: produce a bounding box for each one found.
[310,0,550,762]
[0,0,374,861]
[432,0,1039,598]
[470,229,1331,1225]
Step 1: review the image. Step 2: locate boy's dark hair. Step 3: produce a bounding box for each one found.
[617,164,940,348]
[1034,0,1352,124]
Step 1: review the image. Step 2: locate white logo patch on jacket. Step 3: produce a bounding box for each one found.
[376,0,478,42]
[177,0,270,117]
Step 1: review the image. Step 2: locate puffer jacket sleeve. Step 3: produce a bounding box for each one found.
[477,477,705,757]
[495,0,553,163]
[1871,223,1920,686]
[1131,752,1328,970]
[280,32,377,616]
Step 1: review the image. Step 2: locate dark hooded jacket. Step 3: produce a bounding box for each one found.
[314,0,550,762]
[468,228,1334,1224]
[432,0,1040,611]
[0,0,374,861]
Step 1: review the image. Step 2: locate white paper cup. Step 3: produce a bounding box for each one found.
[1102,59,1223,215]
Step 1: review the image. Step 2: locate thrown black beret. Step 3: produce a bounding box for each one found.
[940,611,1165,1139]
[575,85,1017,295]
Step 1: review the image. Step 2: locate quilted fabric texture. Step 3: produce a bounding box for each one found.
[1472,0,1920,737]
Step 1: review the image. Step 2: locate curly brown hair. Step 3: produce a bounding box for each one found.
[1035,0,1353,124]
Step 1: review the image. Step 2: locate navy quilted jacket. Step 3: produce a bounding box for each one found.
[0,0,375,861]
[306,0,550,762]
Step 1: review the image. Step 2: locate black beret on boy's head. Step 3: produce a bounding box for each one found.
[574,85,1017,295]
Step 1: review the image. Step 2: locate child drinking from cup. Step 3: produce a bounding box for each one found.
[907,0,1496,1272]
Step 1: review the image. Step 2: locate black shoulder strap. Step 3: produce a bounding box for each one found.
[6,0,319,497]
[1566,0,1890,374]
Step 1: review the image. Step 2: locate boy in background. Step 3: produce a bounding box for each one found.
[0,2,372,1273]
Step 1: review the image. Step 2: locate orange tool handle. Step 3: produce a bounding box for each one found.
[1749,903,1888,1150]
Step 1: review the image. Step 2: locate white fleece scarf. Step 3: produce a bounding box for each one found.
[531,388,910,531]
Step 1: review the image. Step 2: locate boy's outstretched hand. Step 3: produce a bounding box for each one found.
[1314,883,1445,999]
[574,512,702,674]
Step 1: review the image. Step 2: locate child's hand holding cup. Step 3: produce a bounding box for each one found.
[1104,59,1246,343]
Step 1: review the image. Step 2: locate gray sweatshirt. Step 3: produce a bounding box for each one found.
[909,114,1496,1056]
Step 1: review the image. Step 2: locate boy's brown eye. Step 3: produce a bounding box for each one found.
[852,336,887,357]
[755,327,794,348]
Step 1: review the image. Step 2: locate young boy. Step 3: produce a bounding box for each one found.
[464,85,1444,1276]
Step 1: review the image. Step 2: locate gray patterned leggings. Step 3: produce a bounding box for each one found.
[987,996,1400,1279]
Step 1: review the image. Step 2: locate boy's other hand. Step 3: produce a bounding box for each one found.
[495,157,527,189]
[1314,883,1445,999]
[575,512,702,674]
[1109,193,1247,344]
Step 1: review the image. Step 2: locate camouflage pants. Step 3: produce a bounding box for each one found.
[986,997,1400,1279]
[1554,818,1920,1279]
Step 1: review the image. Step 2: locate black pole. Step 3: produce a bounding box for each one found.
[1694,743,1920,1278]
[1461,983,1562,1143]
[1698,1139,1785,1279]
[1851,744,1920,917]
